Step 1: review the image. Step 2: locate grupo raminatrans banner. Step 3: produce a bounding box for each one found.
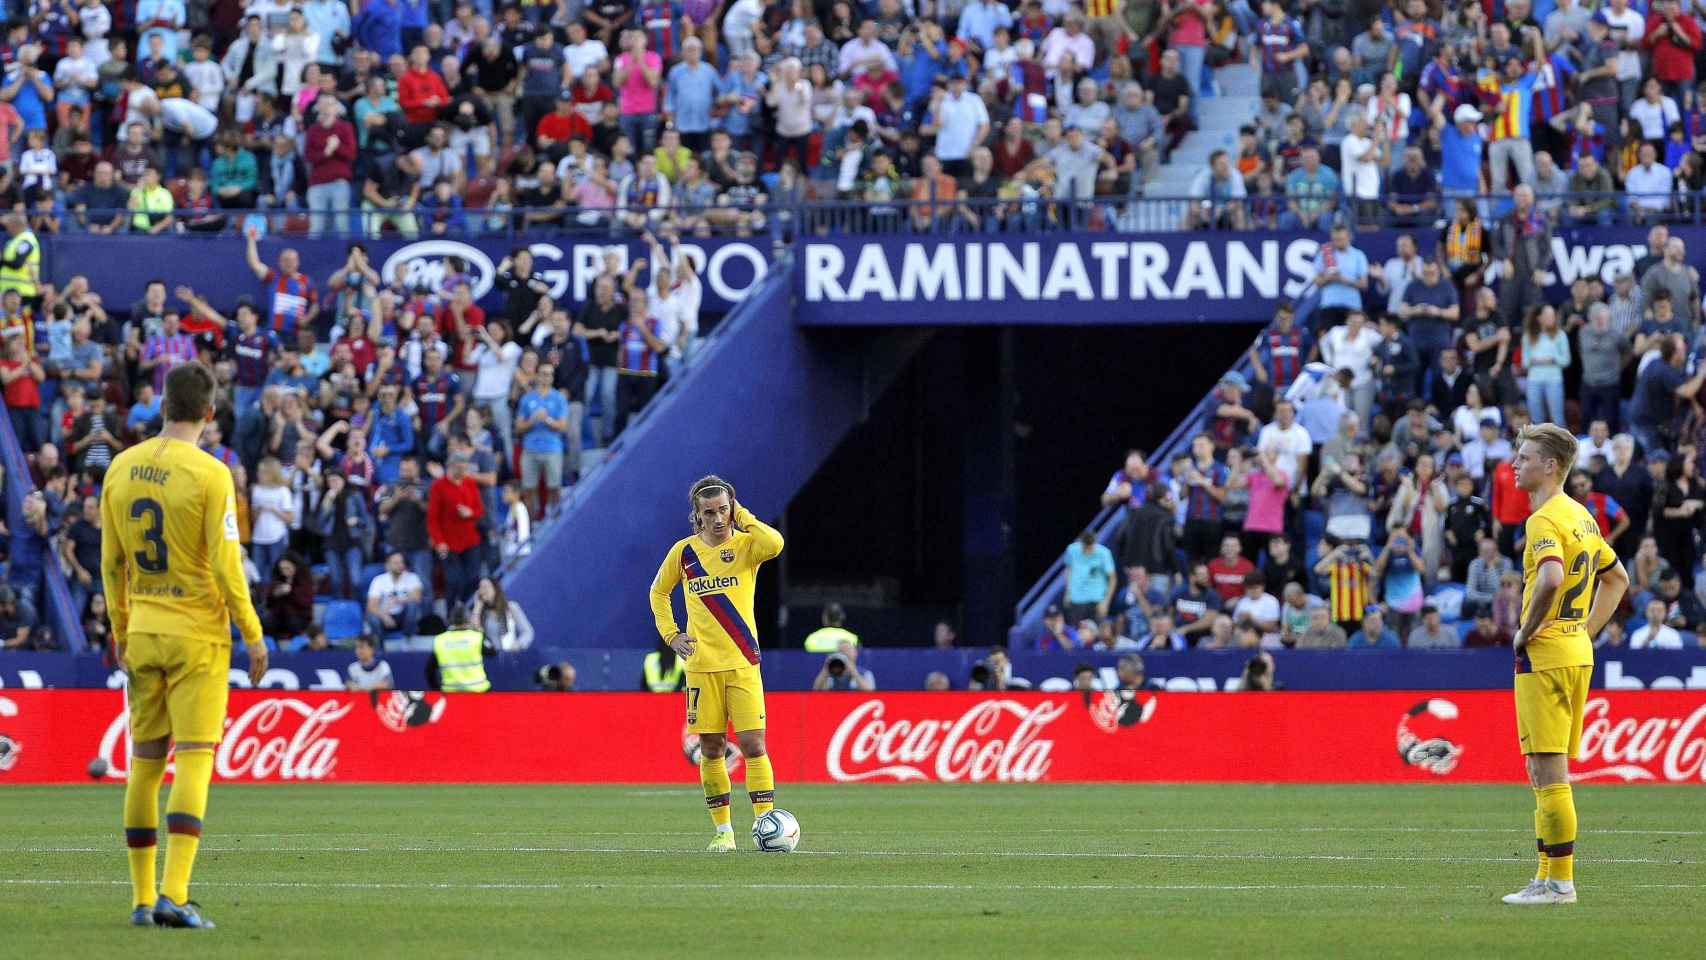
[46,234,771,316]
[793,227,1673,326]
[3,689,1703,784]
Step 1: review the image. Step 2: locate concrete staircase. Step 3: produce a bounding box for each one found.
[1142,62,1261,216]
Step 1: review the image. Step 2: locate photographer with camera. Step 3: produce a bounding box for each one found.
[811,639,875,691]
[1239,651,1280,691]
[535,660,577,692]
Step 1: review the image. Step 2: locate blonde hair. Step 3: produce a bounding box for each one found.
[257,456,285,487]
[1516,423,1578,481]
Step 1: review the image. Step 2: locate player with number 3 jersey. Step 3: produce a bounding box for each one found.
[102,361,265,929]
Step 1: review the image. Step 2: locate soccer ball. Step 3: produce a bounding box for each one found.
[752,809,801,853]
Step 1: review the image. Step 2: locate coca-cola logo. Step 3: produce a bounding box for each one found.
[1575,698,1706,783]
[98,698,353,781]
[826,699,1066,783]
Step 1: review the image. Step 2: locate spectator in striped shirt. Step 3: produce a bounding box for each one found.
[139,310,196,394]
[244,227,320,338]
[1179,433,1229,564]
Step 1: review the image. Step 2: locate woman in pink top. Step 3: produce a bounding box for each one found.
[1243,447,1291,560]
[613,29,664,153]
[1159,0,1213,119]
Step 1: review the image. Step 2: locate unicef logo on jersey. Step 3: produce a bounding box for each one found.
[380,241,500,301]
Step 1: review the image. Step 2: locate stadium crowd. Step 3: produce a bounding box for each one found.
[1050,211,1706,653]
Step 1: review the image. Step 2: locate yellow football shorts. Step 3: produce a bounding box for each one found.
[685,665,767,735]
[126,633,233,745]
[1514,665,1592,758]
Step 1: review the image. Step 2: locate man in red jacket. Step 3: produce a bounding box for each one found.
[429,450,485,608]
[398,45,450,128]
[303,95,358,238]
[1646,0,1701,105]
[1490,457,1530,558]
[535,88,593,157]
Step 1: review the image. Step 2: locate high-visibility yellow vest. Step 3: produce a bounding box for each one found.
[643,650,685,692]
[129,186,173,233]
[433,628,490,692]
[803,626,859,653]
[0,230,39,297]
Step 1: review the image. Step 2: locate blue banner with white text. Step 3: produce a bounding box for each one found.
[46,234,772,319]
[792,228,1666,326]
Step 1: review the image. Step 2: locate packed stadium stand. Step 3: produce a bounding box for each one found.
[0,0,1703,693]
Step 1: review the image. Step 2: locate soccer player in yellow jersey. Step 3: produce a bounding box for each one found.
[102,362,266,928]
[649,475,784,852]
[1502,424,1629,906]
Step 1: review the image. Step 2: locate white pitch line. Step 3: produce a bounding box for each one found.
[5,846,1698,866]
[0,878,1427,893]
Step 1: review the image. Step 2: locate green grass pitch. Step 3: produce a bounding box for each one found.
[1,783,1702,958]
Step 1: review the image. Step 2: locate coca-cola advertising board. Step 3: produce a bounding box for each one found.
[0,689,1702,785]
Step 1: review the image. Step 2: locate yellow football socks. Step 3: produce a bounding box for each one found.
[161,748,213,904]
[1533,800,1549,882]
[745,754,775,816]
[124,755,167,908]
[1537,783,1578,884]
[701,754,732,830]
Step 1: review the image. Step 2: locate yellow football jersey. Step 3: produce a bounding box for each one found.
[101,436,263,648]
[1520,492,1613,673]
[650,505,784,673]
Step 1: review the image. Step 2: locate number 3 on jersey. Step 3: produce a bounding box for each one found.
[131,497,169,573]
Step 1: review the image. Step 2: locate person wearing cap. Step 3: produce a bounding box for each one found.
[535,87,594,153]
[1036,604,1072,650]
[1432,99,1487,204]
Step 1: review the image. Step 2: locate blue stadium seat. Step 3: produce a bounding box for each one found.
[323,600,364,641]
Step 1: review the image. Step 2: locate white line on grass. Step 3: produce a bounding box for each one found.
[7,846,1698,866]
[0,878,1428,894]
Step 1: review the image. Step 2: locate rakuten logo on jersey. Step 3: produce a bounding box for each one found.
[99,699,352,782]
[826,699,1066,783]
[1574,698,1706,783]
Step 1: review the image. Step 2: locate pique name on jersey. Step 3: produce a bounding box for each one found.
[130,465,172,485]
[687,575,740,595]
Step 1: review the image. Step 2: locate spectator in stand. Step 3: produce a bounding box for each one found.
[1348,605,1400,649]
[1294,603,1347,648]
[303,94,357,237]
[1625,141,1675,222]
[1464,607,1512,648]
[516,362,571,518]
[428,450,484,608]
[1169,562,1222,647]
[1281,145,1339,231]
[1178,433,1228,563]
[1405,604,1457,649]
[346,634,394,690]
[366,550,423,638]
[1319,309,1380,426]
[1206,534,1255,604]
[1061,529,1116,626]
[1037,603,1074,651]
[397,44,450,128]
